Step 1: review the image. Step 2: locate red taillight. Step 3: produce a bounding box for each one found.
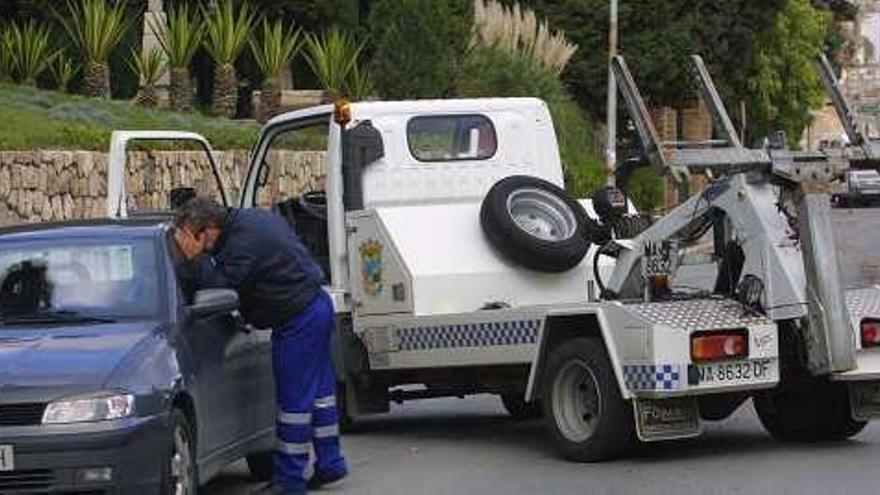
[691,331,748,362]
[861,319,880,348]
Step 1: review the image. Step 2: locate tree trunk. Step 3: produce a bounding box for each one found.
[212,64,237,118]
[259,77,281,123]
[83,60,108,98]
[169,67,192,112]
[135,85,158,108]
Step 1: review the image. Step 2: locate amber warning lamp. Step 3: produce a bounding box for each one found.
[334,100,352,127]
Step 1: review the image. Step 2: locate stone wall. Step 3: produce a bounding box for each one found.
[0,150,327,226]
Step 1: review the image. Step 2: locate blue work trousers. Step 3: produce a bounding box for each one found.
[272,291,347,493]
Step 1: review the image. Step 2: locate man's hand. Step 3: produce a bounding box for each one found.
[174,226,205,260]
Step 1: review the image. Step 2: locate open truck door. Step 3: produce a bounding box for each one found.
[106,130,231,218]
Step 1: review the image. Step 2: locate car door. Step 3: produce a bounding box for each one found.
[242,327,275,442]
[181,303,254,456]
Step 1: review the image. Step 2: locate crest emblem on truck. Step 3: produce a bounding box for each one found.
[360,239,384,297]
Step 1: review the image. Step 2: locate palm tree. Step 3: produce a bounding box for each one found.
[304,29,366,100]
[148,4,203,112]
[202,0,257,118]
[129,46,167,108]
[249,19,303,121]
[7,20,58,87]
[56,0,132,98]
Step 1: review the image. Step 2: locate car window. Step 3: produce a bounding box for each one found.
[0,238,161,320]
[407,114,497,162]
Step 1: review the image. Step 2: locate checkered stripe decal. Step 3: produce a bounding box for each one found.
[623,364,682,391]
[395,320,540,351]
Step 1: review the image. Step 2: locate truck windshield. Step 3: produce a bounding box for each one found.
[832,207,880,289]
[0,238,161,322]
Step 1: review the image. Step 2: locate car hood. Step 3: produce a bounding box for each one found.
[0,322,159,403]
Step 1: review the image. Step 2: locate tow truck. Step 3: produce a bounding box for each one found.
[103,53,880,461]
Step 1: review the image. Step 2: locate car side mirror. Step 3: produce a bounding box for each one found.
[189,289,239,319]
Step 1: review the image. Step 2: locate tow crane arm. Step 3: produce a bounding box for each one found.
[606,55,857,375]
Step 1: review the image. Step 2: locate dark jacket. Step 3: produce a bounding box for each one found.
[178,208,324,329]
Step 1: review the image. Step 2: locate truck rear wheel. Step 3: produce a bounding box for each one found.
[754,380,866,441]
[480,175,590,272]
[541,338,635,461]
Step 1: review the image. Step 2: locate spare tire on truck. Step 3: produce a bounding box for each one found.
[480,175,590,272]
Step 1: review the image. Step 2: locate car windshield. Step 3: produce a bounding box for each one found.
[0,237,161,322]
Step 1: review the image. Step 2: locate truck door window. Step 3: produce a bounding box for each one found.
[407,114,497,162]
[123,140,227,213]
[254,124,329,209]
[254,123,331,283]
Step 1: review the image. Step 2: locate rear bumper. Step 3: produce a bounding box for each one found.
[0,413,169,494]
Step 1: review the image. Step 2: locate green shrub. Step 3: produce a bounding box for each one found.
[624,167,665,212]
[369,0,471,99]
[457,47,604,197]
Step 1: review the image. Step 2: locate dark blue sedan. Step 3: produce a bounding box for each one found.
[0,218,276,493]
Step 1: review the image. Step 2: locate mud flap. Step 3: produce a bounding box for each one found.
[849,381,880,420]
[633,397,701,442]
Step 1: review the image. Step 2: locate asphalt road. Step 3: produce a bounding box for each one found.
[202,394,880,495]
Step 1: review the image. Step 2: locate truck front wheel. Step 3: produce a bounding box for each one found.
[754,380,866,441]
[541,338,635,461]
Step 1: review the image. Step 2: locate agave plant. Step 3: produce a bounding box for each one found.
[129,46,167,108]
[51,54,81,92]
[346,63,375,102]
[304,29,365,99]
[202,0,257,118]
[56,0,132,98]
[250,19,303,121]
[0,28,15,83]
[7,20,58,86]
[148,4,203,112]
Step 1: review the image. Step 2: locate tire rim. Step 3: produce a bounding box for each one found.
[170,425,194,495]
[552,359,602,443]
[506,188,577,241]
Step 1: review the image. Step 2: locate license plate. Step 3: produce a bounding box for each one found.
[634,397,700,442]
[695,359,774,385]
[0,445,13,472]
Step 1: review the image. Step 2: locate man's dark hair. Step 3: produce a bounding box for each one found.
[174,197,227,233]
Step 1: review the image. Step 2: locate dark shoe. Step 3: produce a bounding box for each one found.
[306,469,348,490]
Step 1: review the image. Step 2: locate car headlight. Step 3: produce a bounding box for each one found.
[42,392,135,424]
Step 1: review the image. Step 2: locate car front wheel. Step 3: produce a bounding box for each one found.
[162,409,198,495]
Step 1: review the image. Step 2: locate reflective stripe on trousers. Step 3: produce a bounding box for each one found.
[272,292,347,493]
